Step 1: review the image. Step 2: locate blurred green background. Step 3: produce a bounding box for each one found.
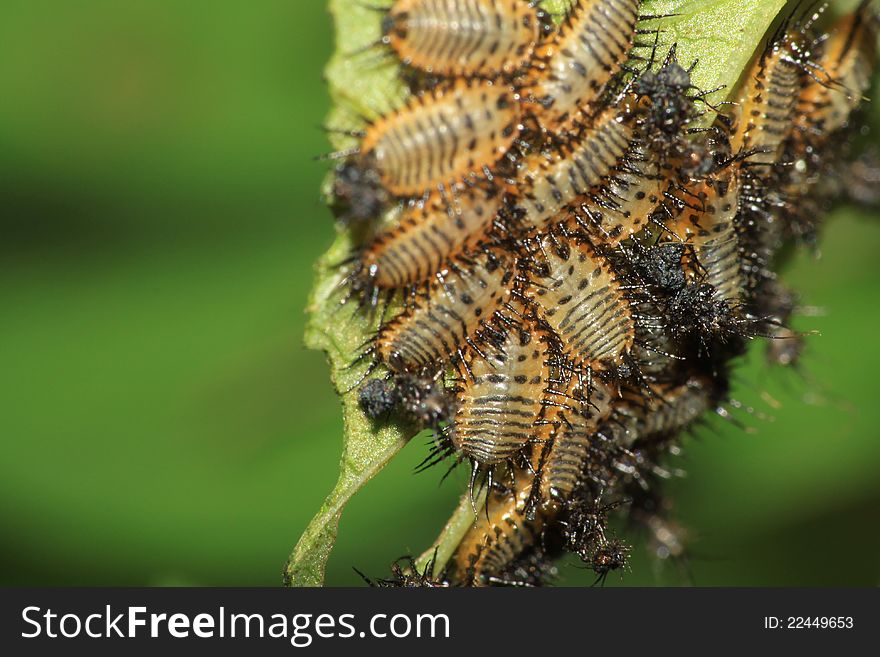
[1,0,878,587]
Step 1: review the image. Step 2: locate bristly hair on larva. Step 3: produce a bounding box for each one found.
[319,0,880,587]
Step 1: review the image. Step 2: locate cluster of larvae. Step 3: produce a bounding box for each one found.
[327,0,878,586]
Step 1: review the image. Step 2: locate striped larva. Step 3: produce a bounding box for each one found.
[362,187,503,288]
[591,378,713,454]
[375,247,514,373]
[452,469,544,586]
[382,0,541,79]
[515,104,635,230]
[525,0,642,125]
[795,1,877,138]
[671,174,744,307]
[767,6,878,251]
[450,317,552,467]
[572,141,669,246]
[525,229,635,369]
[630,378,713,443]
[728,28,804,165]
[360,79,520,196]
[536,378,614,505]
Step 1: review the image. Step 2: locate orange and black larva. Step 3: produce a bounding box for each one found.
[728,24,805,166]
[514,103,638,230]
[525,0,643,126]
[524,226,636,370]
[329,1,879,586]
[793,1,878,139]
[452,466,548,586]
[381,0,543,79]
[362,187,503,288]
[448,316,554,468]
[534,377,614,505]
[374,246,516,374]
[359,78,521,197]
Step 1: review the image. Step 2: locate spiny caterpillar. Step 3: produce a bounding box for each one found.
[324,0,879,586]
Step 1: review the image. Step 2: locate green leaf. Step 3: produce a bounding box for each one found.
[286,0,786,586]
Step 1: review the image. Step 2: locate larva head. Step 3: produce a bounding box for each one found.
[359,371,455,430]
[358,378,398,420]
[631,243,688,292]
[395,372,456,430]
[591,539,630,580]
[380,7,404,42]
[331,160,389,225]
[666,282,738,341]
[633,53,696,139]
[361,556,449,588]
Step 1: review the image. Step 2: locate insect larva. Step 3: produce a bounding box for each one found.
[537,379,613,504]
[375,248,513,373]
[574,141,668,245]
[634,378,712,441]
[453,470,542,586]
[757,280,804,368]
[525,0,642,125]
[382,0,541,79]
[597,377,713,449]
[516,105,635,230]
[360,79,520,197]
[795,1,877,138]
[450,319,551,466]
[673,175,743,307]
[728,29,804,165]
[325,0,880,588]
[363,188,503,288]
[526,230,635,369]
